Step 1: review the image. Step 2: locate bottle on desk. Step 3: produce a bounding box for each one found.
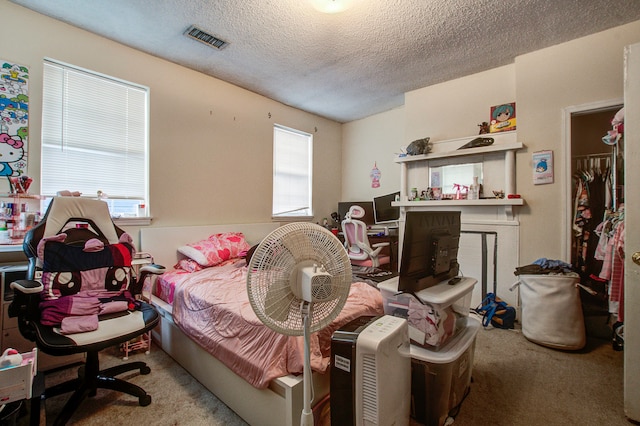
[0,220,8,243]
[468,176,480,200]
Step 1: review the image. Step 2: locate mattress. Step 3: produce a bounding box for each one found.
[166,261,383,388]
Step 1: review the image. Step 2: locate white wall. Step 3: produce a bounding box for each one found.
[405,64,516,142]
[341,106,405,201]
[0,2,343,246]
[515,20,640,265]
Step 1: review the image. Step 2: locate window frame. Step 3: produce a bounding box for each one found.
[40,58,150,224]
[272,124,313,220]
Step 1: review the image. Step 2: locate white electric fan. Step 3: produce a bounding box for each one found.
[247,222,352,426]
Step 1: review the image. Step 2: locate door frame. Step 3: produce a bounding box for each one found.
[561,98,624,262]
[623,41,640,422]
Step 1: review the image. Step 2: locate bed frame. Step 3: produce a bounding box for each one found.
[140,223,330,426]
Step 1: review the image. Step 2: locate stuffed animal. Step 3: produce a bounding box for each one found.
[406,137,431,155]
[0,348,23,369]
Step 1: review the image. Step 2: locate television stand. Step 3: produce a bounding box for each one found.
[377,276,476,307]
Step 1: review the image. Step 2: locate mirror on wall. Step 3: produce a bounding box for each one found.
[429,163,483,196]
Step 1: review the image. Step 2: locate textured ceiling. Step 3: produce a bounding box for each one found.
[11,0,640,123]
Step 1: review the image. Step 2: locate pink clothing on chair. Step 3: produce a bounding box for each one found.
[61,315,99,334]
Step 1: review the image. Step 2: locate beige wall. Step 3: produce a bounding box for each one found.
[515,20,640,264]
[341,106,404,201]
[343,20,640,271]
[1,2,343,246]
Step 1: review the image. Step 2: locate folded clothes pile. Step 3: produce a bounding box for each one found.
[514,257,573,275]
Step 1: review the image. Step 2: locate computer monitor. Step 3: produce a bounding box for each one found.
[398,211,461,294]
[338,201,374,228]
[373,191,400,226]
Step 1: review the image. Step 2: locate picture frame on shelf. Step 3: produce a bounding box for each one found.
[489,102,516,133]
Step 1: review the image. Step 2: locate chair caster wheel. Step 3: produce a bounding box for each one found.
[139,394,151,406]
[140,365,151,375]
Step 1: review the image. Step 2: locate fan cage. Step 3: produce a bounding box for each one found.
[247,222,352,335]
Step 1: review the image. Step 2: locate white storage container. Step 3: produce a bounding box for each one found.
[410,318,480,426]
[516,274,586,350]
[0,348,37,405]
[378,276,476,348]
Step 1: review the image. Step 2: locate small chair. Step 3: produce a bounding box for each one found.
[342,205,390,268]
[8,197,163,425]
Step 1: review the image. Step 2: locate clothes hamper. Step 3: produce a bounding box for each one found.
[516,274,586,350]
[410,317,480,426]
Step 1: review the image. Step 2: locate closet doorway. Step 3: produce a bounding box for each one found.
[562,99,623,340]
[563,99,623,265]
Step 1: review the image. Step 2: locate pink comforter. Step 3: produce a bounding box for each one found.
[171,263,383,389]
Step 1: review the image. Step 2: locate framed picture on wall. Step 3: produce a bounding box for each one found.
[533,150,554,185]
[489,102,516,133]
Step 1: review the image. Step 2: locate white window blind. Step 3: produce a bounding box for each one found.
[272,125,312,218]
[41,59,149,216]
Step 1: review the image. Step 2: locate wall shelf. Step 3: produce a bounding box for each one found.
[393,198,524,207]
[395,142,524,163]
[396,131,524,222]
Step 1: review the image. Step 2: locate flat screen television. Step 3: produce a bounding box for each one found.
[338,201,374,228]
[398,211,461,294]
[373,191,400,226]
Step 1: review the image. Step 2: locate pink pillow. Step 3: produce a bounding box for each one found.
[178,232,251,267]
[174,258,206,273]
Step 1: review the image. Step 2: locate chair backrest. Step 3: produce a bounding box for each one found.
[23,197,128,280]
[341,205,373,258]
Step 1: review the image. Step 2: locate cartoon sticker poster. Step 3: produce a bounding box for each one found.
[0,60,29,192]
[370,162,380,188]
[533,150,553,185]
[489,102,516,133]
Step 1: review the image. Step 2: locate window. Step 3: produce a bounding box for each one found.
[272,125,312,218]
[41,59,149,219]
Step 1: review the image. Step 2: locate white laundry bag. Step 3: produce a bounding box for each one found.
[514,274,586,350]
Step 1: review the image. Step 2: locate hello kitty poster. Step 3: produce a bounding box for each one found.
[0,60,29,192]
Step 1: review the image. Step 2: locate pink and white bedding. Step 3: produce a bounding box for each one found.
[165,261,383,389]
[153,258,243,304]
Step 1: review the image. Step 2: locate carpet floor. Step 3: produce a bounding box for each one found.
[15,316,629,426]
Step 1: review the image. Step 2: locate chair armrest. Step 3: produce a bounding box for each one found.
[10,279,43,294]
[371,242,390,249]
[134,264,167,297]
[357,242,383,257]
[139,264,166,275]
[8,280,42,324]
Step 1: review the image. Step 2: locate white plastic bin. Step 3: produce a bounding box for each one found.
[410,317,480,426]
[378,277,476,348]
[0,348,37,405]
[516,274,586,350]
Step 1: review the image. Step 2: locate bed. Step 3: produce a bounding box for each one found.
[140,223,383,426]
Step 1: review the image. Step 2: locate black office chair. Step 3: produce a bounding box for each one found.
[8,197,162,425]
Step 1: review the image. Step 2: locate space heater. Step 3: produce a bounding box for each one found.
[331,315,411,425]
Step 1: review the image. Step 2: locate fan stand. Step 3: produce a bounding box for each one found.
[301,302,314,426]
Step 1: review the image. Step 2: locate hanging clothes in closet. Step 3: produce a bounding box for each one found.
[572,154,612,277]
[595,207,625,322]
[595,107,625,324]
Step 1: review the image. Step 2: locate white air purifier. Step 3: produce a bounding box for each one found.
[330,315,411,425]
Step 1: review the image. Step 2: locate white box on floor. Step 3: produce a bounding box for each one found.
[410,317,480,426]
[0,348,37,405]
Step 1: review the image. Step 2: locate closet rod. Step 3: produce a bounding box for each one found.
[572,152,612,159]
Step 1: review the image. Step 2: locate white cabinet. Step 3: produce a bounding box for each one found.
[392,131,525,309]
[393,131,524,221]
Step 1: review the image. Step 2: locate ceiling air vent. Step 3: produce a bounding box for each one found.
[184,25,229,50]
